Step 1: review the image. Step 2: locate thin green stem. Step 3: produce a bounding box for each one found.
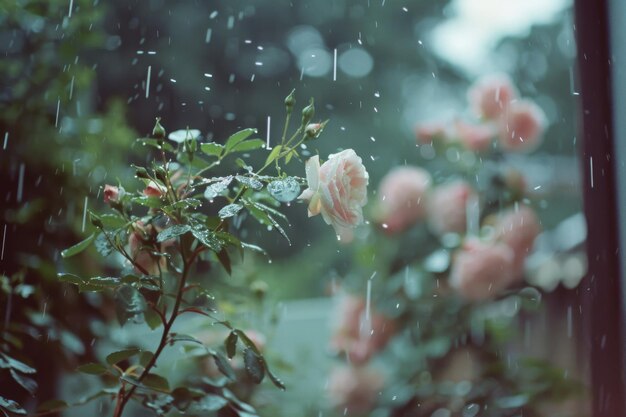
[112,241,201,417]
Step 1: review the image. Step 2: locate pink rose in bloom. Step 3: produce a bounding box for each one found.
[327,365,384,414]
[143,180,167,198]
[298,149,369,242]
[330,295,396,365]
[454,120,497,152]
[449,238,516,301]
[498,100,547,152]
[128,222,166,276]
[415,122,450,144]
[377,166,431,233]
[427,181,476,236]
[468,73,518,120]
[494,205,541,272]
[103,184,121,204]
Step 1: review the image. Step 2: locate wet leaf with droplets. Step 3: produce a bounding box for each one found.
[218,204,243,219]
[267,177,300,203]
[157,224,191,242]
[204,177,233,200]
[236,175,263,190]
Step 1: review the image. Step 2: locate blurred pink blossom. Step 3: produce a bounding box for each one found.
[454,120,497,152]
[298,149,369,242]
[427,181,476,236]
[330,294,396,365]
[327,365,384,414]
[415,122,450,144]
[494,205,541,272]
[498,100,547,152]
[377,166,431,233]
[449,238,516,301]
[468,74,518,120]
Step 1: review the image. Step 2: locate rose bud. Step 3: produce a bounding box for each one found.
[143,180,167,198]
[103,184,121,204]
[298,149,369,243]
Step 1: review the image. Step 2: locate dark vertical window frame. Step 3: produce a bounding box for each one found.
[575,0,625,415]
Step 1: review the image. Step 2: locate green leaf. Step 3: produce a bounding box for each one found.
[106,348,141,366]
[264,145,282,166]
[157,224,191,242]
[188,394,229,412]
[243,349,264,384]
[136,137,175,152]
[200,142,224,157]
[61,233,95,258]
[216,249,232,275]
[218,204,243,219]
[204,177,233,200]
[266,367,287,391]
[0,353,35,374]
[225,128,256,152]
[230,138,265,153]
[209,350,236,381]
[77,363,109,375]
[57,272,84,286]
[10,369,37,395]
[225,332,238,359]
[131,196,162,208]
[35,399,68,413]
[139,351,155,368]
[235,175,263,190]
[190,225,224,252]
[99,214,128,229]
[144,307,164,330]
[242,200,291,244]
[163,198,202,211]
[142,373,170,392]
[267,177,301,203]
[114,285,147,326]
[0,397,26,415]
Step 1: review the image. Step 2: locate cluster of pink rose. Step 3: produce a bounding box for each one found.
[417,74,547,153]
[326,294,393,413]
[377,167,541,302]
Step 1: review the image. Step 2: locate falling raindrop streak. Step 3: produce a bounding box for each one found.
[205,28,212,43]
[69,76,75,100]
[365,279,372,321]
[3,132,7,150]
[68,0,74,18]
[1,224,6,261]
[17,163,25,203]
[589,157,594,188]
[55,99,60,127]
[82,196,88,232]
[266,116,271,149]
[145,65,152,98]
[333,48,337,81]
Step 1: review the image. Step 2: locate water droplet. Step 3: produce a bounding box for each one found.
[462,403,480,417]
